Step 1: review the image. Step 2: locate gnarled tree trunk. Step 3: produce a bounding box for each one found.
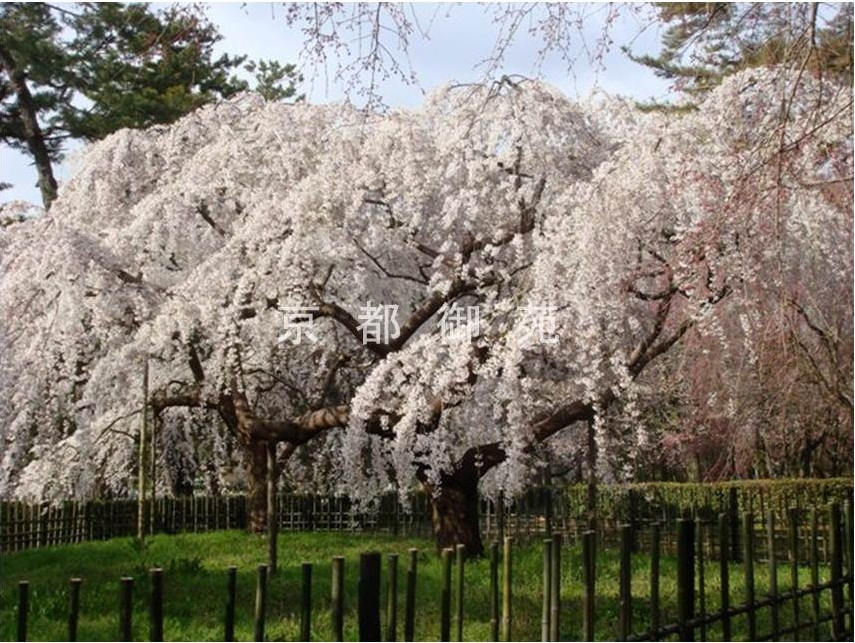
[426,464,484,557]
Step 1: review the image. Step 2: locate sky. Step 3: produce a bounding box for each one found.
[1,2,674,206]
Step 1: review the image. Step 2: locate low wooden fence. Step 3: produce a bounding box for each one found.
[2,483,852,560]
[7,503,854,642]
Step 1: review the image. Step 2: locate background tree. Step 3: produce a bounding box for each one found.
[0,2,300,208]
[626,2,854,108]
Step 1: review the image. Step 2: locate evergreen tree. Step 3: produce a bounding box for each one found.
[0,3,300,208]
[627,2,853,109]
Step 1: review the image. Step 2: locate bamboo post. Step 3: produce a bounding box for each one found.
[455,545,465,642]
[119,577,133,642]
[358,552,381,642]
[254,564,268,642]
[541,539,552,642]
[68,578,82,642]
[149,568,163,642]
[544,472,554,537]
[301,562,312,642]
[501,537,513,642]
[386,553,399,642]
[331,557,345,642]
[497,492,506,544]
[225,567,237,642]
[404,549,417,642]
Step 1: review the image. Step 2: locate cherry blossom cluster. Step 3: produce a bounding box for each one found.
[0,69,850,503]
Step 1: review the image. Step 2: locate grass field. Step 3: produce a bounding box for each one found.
[0,531,839,641]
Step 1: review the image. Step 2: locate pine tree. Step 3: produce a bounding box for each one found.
[0,3,300,208]
[627,3,853,110]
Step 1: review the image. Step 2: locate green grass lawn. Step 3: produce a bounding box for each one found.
[0,531,839,641]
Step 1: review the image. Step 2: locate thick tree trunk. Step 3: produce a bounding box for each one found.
[426,466,484,558]
[245,438,268,533]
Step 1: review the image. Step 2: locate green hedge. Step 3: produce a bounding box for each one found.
[561,478,854,521]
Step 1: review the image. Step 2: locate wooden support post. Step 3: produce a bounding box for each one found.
[550,534,561,642]
[696,518,706,642]
[829,503,845,640]
[582,530,596,642]
[17,580,28,642]
[767,511,779,641]
[119,577,133,642]
[150,412,157,535]
[650,522,661,639]
[386,554,399,643]
[619,524,632,640]
[149,568,163,642]
[718,514,731,641]
[136,360,149,542]
[676,518,695,642]
[301,562,312,642]
[810,508,820,641]
[845,500,854,636]
[728,486,740,563]
[331,557,345,642]
[742,512,756,642]
[502,537,512,643]
[225,567,237,642]
[489,541,499,642]
[254,564,268,642]
[68,578,81,642]
[266,443,278,574]
[787,508,800,642]
[358,552,381,641]
[404,549,417,642]
[440,548,452,642]
[455,545,465,642]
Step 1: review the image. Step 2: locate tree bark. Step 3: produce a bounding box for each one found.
[426,465,484,558]
[0,44,58,208]
[245,438,268,533]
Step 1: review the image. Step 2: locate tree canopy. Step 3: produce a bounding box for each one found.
[0,67,850,551]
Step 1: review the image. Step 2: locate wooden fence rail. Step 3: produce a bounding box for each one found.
[7,502,853,642]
